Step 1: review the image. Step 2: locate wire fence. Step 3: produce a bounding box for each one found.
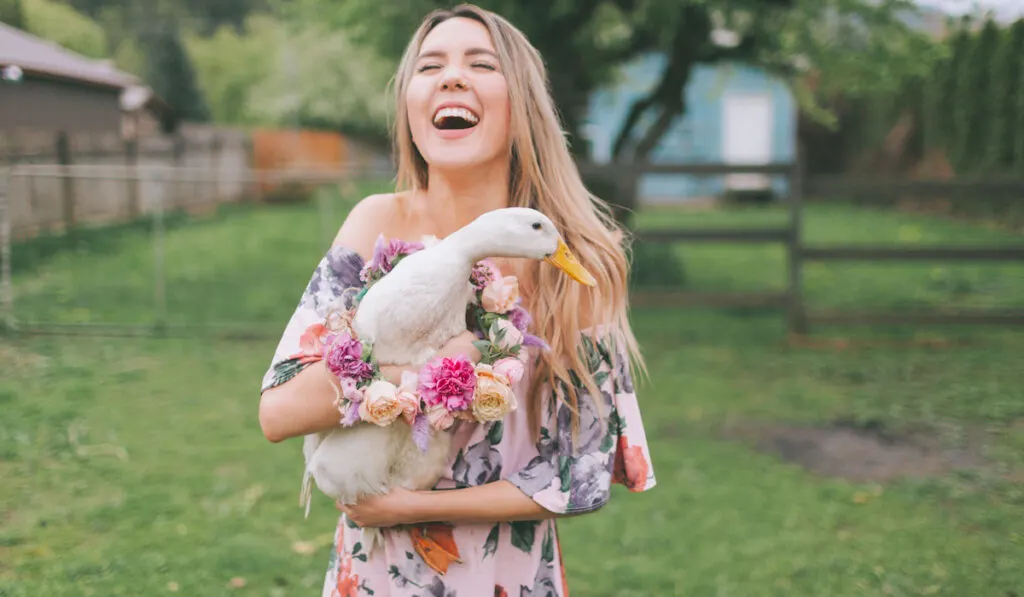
[0,163,394,339]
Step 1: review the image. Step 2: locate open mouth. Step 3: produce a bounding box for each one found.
[433,106,480,131]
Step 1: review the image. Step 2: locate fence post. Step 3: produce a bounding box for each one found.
[125,138,140,219]
[0,167,13,332]
[153,168,167,333]
[786,148,808,335]
[56,131,75,231]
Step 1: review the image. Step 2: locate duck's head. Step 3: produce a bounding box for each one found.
[465,207,597,286]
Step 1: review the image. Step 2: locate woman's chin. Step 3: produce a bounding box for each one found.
[422,146,504,174]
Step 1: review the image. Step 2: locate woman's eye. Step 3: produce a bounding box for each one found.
[472,62,497,71]
[417,64,441,73]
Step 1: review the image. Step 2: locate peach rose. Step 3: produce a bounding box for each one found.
[481,275,519,314]
[471,363,517,422]
[395,370,421,424]
[358,380,403,426]
[425,403,456,431]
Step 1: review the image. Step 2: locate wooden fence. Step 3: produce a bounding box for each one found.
[583,160,1024,334]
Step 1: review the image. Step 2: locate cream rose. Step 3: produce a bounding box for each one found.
[481,275,519,314]
[425,403,455,431]
[358,380,403,426]
[471,363,518,422]
[489,319,524,352]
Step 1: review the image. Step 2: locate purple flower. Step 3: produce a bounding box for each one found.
[470,259,500,290]
[340,400,361,426]
[325,333,373,381]
[411,414,431,452]
[523,333,550,351]
[368,235,424,276]
[507,305,532,333]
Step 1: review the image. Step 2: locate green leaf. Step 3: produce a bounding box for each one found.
[352,541,362,555]
[558,456,573,493]
[483,524,500,559]
[509,520,539,554]
[599,428,615,453]
[487,421,504,445]
[594,371,610,389]
[541,525,555,564]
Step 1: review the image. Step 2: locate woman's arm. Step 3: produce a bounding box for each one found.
[337,481,561,528]
[259,361,343,442]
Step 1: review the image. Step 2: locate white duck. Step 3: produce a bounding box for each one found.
[301,207,595,558]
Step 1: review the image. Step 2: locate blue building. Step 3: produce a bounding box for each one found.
[584,54,797,204]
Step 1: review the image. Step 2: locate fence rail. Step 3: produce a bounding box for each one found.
[1,160,1023,338]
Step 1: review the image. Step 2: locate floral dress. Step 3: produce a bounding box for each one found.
[261,245,656,597]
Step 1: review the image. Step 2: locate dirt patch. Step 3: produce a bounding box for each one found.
[724,420,986,483]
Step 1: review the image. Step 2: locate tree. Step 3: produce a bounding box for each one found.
[988,19,1024,169]
[954,18,1000,172]
[283,0,930,161]
[22,0,108,58]
[0,0,25,28]
[143,18,210,122]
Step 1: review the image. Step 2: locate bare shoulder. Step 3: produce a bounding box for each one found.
[331,192,405,260]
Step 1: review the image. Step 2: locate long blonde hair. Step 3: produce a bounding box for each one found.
[391,4,645,437]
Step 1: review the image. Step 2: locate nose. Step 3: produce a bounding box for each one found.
[439,67,470,91]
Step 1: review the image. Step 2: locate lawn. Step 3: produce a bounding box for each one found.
[1,186,1022,596]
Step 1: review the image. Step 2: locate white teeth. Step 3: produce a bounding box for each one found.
[433,107,479,125]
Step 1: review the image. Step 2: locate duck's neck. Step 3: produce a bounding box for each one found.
[443,225,502,266]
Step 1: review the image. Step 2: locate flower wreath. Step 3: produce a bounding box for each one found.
[321,236,547,452]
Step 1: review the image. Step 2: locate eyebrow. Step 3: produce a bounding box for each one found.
[416,47,498,60]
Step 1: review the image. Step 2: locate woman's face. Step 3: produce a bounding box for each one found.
[405,17,511,174]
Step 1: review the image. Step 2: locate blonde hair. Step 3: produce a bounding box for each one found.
[391,4,645,437]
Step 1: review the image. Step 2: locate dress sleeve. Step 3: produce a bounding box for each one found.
[507,329,656,514]
[260,245,366,394]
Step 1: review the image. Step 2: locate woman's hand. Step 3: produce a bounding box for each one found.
[378,330,482,385]
[435,330,482,362]
[337,487,425,528]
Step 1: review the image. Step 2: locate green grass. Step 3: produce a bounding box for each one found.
[1,189,1022,596]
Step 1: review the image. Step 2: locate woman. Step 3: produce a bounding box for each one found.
[258,4,655,596]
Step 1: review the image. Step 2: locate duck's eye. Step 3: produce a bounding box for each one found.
[532,222,542,230]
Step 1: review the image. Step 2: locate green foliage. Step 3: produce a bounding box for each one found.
[0,0,25,28]
[183,13,392,133]
[22,0,108,58]
[986,20,1024,167]
[954,19,1001,172]
[143,19,210,122]
[1015,23,1024,169]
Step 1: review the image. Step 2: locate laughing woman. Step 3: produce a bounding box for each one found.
[258,4,656,596]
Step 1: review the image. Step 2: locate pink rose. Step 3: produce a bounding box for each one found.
[418,355,477,412]
[489,319,524,352]
[493,357,525,384]
[425,403,456,431]
[481,275,519,314]
[358,380,403,426]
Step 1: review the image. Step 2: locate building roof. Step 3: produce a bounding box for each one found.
[0,21,137,89]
